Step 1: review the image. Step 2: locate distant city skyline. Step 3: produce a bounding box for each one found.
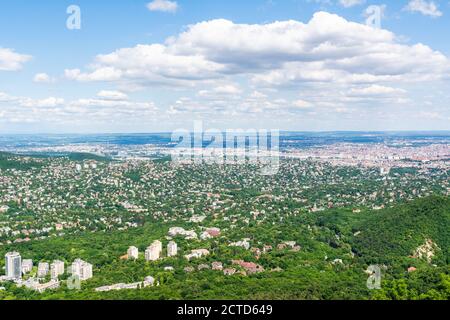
[1,0,450,133]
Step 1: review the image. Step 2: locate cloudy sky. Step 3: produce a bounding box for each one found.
[1,0,450,133]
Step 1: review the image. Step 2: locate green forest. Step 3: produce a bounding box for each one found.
[1,196,448,300]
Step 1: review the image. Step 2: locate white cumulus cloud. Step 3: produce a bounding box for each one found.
[0,48,32,71]
[339,0,365,8]
[146,0,178,13]
[33,73,53,83]
[65,12,450,89]
[404,0,442,17]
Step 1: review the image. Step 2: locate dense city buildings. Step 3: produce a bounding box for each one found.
[0,133,448,299]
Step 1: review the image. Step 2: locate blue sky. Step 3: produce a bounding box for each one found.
[1,0,450,133]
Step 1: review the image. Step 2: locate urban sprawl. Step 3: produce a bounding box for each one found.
[0,139,448,297]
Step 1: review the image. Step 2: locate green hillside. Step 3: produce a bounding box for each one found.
[352,196,449,266]
[0,152,43,170]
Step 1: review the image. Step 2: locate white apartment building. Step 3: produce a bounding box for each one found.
[5,252,22,280]
[167,241,178,257]
[50,260,65,279]
[145,240,162,261]
[127,246,139,260]
[22,259,33,274]
[70,259,93,281]
[154,240,162,253]
[37,262,49,278]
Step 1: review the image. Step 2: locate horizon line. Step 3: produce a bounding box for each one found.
[0,130,449,136]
